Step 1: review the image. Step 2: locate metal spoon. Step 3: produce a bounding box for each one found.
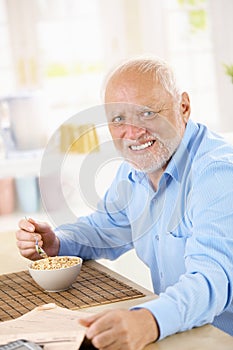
[25,216,49,259]
[34,235,49,259]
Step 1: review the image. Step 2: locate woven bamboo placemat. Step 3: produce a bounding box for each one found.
[0,262,145,322]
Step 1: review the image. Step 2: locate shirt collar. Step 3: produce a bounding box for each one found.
[164,119,199,182]
[128,167,146,183]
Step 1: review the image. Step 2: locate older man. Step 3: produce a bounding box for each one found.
[16,57,233,349]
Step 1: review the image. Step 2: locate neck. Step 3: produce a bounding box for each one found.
[147,168,164,191]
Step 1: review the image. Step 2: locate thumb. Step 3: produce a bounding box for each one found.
[27,217,51,233]
[79,311,107,327]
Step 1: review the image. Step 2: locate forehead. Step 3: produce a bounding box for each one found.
[105,69,169,106]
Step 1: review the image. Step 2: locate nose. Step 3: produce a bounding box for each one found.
[124,123,146,140]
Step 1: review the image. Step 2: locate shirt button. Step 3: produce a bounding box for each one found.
[155,235,159,241]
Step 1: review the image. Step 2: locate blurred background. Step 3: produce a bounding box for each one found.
[0,0,232,134]
[0,0,233,282]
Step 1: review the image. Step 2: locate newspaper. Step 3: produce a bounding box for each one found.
[0,303,92,349]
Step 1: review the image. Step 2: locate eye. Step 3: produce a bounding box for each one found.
[140,110,156,119]
[112,115,124,125]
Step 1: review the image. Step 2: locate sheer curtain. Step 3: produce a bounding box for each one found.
[1,0,232,133]
[136,0,221,131]
[0,0,14,95]
[209,0,233,132]
[100,0,232,132]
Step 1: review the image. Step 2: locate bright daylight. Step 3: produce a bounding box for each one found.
[0,1,233,349]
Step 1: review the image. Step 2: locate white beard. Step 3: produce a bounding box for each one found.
[117,132,182,174]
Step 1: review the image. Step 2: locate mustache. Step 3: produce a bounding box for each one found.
[120,133,163,147]
[117,132,181,156]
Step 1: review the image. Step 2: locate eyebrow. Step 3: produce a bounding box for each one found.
[137,104,166,113]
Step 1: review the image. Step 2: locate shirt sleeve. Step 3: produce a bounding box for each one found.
[55,163,134,260]
[133,161,233,339]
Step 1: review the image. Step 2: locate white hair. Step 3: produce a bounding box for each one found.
[102,55,181,102]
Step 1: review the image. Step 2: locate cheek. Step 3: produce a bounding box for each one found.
[108,127,125,151]
[109,126,124,140]
[151,116,183,140]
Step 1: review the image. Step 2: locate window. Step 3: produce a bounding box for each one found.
[1,0,232,134]
[163,0,219,130]
[3,0,105,136]
[0,0,14,95]
[36,0,105,115]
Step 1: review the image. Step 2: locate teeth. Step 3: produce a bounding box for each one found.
[130,141,154,151]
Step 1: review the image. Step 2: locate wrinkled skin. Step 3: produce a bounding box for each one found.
[16,217,59,260]
[79,308,159,350]
[16,66,191,349]
[105,68,190,189]
[16,219,159,349]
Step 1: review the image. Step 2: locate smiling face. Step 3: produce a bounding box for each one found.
[105,69,190,178]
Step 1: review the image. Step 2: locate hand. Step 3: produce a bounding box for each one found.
[79,308,159,350]
[16,217,60,260]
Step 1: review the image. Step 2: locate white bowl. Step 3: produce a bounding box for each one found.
[28,256,83,292]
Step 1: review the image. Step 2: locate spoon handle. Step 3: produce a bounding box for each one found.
[25,216,49,259]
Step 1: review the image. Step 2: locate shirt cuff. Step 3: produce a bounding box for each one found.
[55,229,76,256]
[131,295,182,340]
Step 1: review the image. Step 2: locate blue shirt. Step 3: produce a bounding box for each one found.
[56,119,233,339]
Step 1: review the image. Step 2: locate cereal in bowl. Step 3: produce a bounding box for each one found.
[31,256,81,270]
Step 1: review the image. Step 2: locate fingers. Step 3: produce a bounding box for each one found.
[31,220,51,233]
[79,311,106,327]
[17,218,40,248]
[79,310,121,349]
[79,309,115,331]
[16,217,58,259]
[92,330,116,350]
[16,228,37,258]
[79,309,159,350]
[19,217,51,234]
[18,218,35,233]
[16,218,44,260]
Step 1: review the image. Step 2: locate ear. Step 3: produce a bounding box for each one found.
[180,92,191,123]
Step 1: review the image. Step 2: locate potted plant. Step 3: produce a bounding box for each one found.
[223,64,233,84]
